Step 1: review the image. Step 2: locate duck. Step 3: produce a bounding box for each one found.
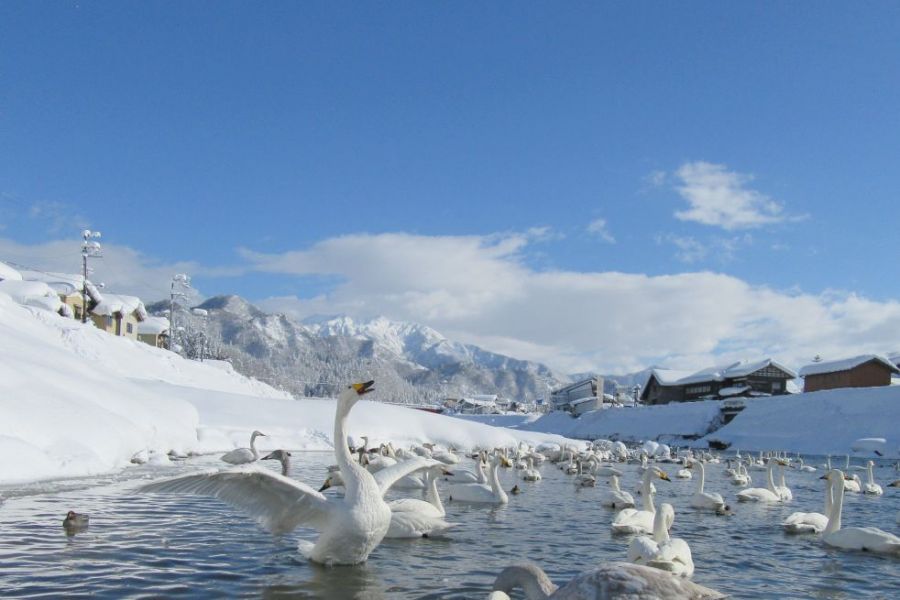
[448,453,509,504]
[627,503,694,577]
[140,381,442,565]
[63,511,89,535]
[821,469,900,555]
[611,468,670,534]
[386,466,459,538]
[220,430,266,465]
[689,460,729,514]
[600,475,635,510]
[862,460,883,495]
[736,461,782,503]
[782,475,832,534]
[487,562,725,599]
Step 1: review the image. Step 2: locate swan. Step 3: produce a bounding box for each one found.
[522,457,542,482]
[775,464,793,501]
[863,460,883,495]
[261,449,292,476]
[676,459,692,479]
[795,457,816,473]
[689,460,729,514]
[444,453,487,484]
[140,381,441,565]
[601,475,635,510]
[220,430,266,465]
[821,469,900,555]
[487,562,725,599]
[575,460,597,487]
[736,461,782,503]
[427,444,460,465]
[387,466,459,538]
[842,455,861,492]
[612,468,670,534]
[627,503,694,577]
[448,453,509,504]
[782,475,831,534]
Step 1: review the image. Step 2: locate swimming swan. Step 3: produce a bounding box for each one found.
[387,466,459,538]
[220,430,266,465]
[782,475,831,534]
[601,475,635,510]
[140,381,440,565]
[863,460,883,495]
[690,461,729,514]
[821,469,900,555]
[612,468,670,534]
[736,461,782,503]
[627,503,694,577]
[522,457,542,482]
[487,562,725,599]
[448,453,509,504]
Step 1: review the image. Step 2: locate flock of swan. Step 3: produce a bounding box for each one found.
[138,381,900,599]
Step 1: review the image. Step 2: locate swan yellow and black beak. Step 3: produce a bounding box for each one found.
[352,381,375,395]
[318,477,332,492]
[657,471,671,481]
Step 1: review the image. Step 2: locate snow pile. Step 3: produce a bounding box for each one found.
[0,292,574,485]
[702,386,900,456]
[0,279,63,313]
[519,401,723,443]
[0,261,22,281]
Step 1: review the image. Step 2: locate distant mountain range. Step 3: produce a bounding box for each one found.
[152,295,582,404]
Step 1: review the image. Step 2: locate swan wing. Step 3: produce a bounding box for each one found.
[373,457,439,496]
[138,465,333,534]
[627,535,659,563]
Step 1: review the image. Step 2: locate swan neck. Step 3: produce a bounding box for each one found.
[611,475,620,492]
[641,470,655,512]
[489,461,506,501]
[867,463,874,485]
[250,433,259,459]
[825,473,844,534]
[334,396,365,491]
[493,565,557,600]
[653,508,670,543]
[766,463,777,492]
[281,456,290,477]
[695,462,705,494]
[426,472,445,515]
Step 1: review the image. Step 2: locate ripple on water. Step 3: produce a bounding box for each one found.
[1,453,899,599]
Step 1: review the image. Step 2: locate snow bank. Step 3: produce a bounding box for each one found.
[519,402,723,443]
[702,386,900,457]
[0,292,574,485]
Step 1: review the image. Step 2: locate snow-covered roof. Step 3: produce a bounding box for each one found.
[92,293,148,321]
[18,270,104,303]
[798,354,900,377]
[0,280,64,313]
[0,261,22,281]
[470,394,498,402]
[571,396,601,406]
[137,316,170,335]
[718,385,750,397]
[460,396,496,407]
[652,359,797,387]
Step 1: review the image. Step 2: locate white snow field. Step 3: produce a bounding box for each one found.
[0,292,573,485]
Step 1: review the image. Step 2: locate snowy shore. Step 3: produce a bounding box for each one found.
[0,294,574,485]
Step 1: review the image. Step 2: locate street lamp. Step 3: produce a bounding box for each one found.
[80,230,102,323]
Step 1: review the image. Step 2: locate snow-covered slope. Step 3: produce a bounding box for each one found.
[0,293,574,484]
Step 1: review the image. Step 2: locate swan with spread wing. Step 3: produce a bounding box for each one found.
[139,380,438,565]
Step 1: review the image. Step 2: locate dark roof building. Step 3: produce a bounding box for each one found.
[641,359,797,405]
[798,354,900,393]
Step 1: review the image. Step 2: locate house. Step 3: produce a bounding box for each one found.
[19,270,103,322]
[641,359,797,405]
[137,315,171,348]
[455,395,499,414]
[550,377,605,413]
[90,293,148,339]
[798,355,900,393]
[0,279,65,315]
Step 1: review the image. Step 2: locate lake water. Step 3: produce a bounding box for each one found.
[1,452,899,599]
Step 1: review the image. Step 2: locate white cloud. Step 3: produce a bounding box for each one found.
[586,218,616,243]
[658,233,753,264]
[658,234,708,263]
[246,232,900,374]
[672,161,797,230]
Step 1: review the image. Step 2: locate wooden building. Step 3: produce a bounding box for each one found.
[799,355,900,393]
[90,293,148,339]
[641,359,797,405]
[18,270,103,321]
[137,315,171,348]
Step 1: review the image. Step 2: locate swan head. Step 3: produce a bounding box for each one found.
[318,476,334,492]
[262,449,291,463]
[654,467,671,481]
[250,430,266,440]
[337,381,375,410]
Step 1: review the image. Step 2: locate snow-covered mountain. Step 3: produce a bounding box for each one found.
[163,296,568,404]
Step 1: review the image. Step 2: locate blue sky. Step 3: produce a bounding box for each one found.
[2,2,899,373]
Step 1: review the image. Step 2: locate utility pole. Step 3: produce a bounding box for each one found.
[80,230,102,323]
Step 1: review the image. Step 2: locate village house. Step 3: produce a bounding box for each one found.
[798,354,900,392]
[90,293,148,339]
[550,377,605,414]
[641,359,797,405]
[19,270,103,321]
[137,315,171,348]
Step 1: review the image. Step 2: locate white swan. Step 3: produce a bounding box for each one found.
[220,430,266,465]
[627,503,694,577]
[612,468,670,534]
[487,562,725,599]
[444,453,487,484]
[140,381,440,565]
[775,463,793,501]
[523,457,542,482]
[863,460,883,495]
[448,453,509,504]
[795,457,816,473]
[601,475,635,509]
[842,455,861,492]
[782,474,831,534]
[736,461,782,503]
[821,469,900,555]
[676,459,692,479]
[387,466,458,538]
[730,462,751,486]
[689,460,729,514]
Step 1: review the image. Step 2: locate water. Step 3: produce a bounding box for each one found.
[1,453,899,599]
